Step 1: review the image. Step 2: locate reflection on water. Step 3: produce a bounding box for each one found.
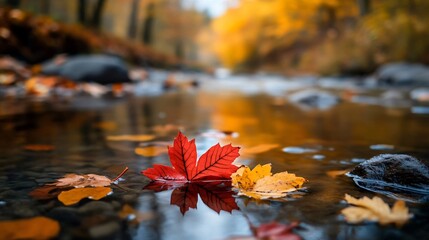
[1,86,429,239]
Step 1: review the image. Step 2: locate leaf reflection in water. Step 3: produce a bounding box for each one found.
[144,181,239,215]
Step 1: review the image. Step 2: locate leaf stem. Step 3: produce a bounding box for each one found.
[112,167,129,182]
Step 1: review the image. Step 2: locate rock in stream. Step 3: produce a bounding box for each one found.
[347,154,429,202]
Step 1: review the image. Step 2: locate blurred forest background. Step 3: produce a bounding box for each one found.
[1,0,429,75]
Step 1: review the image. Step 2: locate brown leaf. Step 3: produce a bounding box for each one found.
[58,187,112,205]
[23,144,55,152]
[52,173,112,188]
[107,134,155,142]
[119,204,155,224]
[341,194,412,227]
[0,216,60,239]
[29,185,71,200]
[135,145,168,157]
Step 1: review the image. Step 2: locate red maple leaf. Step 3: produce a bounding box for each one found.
[142,132,240,182]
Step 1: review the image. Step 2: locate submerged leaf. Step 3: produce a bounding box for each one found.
[23,144,55,151]
[107,134,155,142]
[58,187,112,205]
[254,222,301,240]
[341,194,412,227]
[0,216,60,239]
[231,164,306,199]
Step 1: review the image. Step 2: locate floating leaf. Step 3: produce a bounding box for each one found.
[240,144,279,156]
[341,194,412,227]
[0,216,60,239]
[53,174,112,188]
[23,144,54,152]
[142,132,240,182]
[107,134,155,142]
[51,167,128,188]
[326,169,349,178]
[58,187,112,205]
[135,145,168,157]
[231,164,306,199]
[29,185,71,200]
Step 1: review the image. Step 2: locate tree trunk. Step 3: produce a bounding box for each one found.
[357,0,371,16]
[5,0,20,8]
[142,3,155,45]
[91,0,106,29]
[128,0,140,39]
[77,0,87,24]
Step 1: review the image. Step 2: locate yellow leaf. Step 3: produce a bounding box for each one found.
[107,134,155,142]
[135,145,168,157]
[0,216,60,239]
[58,187,112,206]
[231,164,272,191]
[231,164,306,200]
[341,194,412,227]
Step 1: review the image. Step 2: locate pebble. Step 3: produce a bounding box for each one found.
[312,154,325,160]
[283,147,316,154]
[370,144,394,150]
[78,201,114,214]
[89,221,121,239]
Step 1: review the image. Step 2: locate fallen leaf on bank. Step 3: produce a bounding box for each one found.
[51,167,129,188]
[254,221,301,240]
[58,187,112,205]
[80,82,108,97]
[25,76,58,96]
[231,164,306,199]
[135,145,168,157]
[0,216,60,239]
[23,144,55,151]
[107,134,155,142]
[341,194,412,227]
[326,169,349,178]
[240,144,279,156]
[142,131,240,182]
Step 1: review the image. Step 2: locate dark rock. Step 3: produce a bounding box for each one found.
[288,89,339,110]
[41,55,131,84]
[377,62,429,86]
[347,154,429,202]
[48,207,80,225]
[78,201,114,214]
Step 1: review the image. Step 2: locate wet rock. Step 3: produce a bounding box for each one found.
[78,201,114,214]
[288,89,339,110]
[48,207,80,225]
[347,154,429,202]
[377,62,429,86]
[369,144,394,150]
[88,221,120,239]
[41,55,131,84]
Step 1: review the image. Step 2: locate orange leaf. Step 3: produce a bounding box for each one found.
[58,187,112,205]
[0,216,60,239]
[107,134,155,142]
